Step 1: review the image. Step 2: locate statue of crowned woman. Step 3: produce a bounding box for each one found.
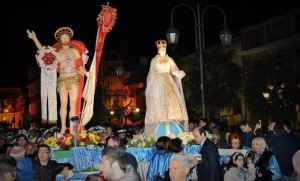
[144,40,188,138]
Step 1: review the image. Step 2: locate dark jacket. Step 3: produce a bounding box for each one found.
[15,157,34,181]
[33,159,73,181]
[269,129,300,177]
[254,150,281,181]
[242,128,263,148]
[196,138,221,181]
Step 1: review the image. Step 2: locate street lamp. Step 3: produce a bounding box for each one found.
[116,65,124,77]
[102,50,124,77]
[166,3,232,118]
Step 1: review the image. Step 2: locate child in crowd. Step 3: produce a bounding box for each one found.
[224,152,256,181]
[9,146,34,181]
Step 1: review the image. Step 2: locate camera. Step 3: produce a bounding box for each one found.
[246,150,254,160]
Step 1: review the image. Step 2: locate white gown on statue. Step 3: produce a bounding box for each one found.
[144,55,188,137]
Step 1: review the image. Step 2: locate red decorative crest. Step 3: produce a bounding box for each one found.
[97,3,117,33]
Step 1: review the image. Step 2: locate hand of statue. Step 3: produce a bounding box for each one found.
[51,50,60,58]
[179,70,186,79]
[26,29,37,40]
[85,71,94,79]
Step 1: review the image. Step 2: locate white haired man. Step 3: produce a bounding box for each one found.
[169,153,191,181]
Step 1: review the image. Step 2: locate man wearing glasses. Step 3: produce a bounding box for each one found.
[33,144,73,181]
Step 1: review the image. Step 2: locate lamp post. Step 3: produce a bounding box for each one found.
[166,3,232,118]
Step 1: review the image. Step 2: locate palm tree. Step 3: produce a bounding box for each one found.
[204,49,243,117]
[181,49,242,119]
[244,55,298,121]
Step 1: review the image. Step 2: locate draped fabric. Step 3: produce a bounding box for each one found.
[144,55,188,137]
[126,147,156,162]
[161,152,174,178]
[51,146,240,181]
[81,54,96,126]
[269,155,282,180]
[35,46,59,122]
[147,150,165,181]
[51,147,102,170]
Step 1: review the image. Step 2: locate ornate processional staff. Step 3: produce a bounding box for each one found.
[80,2,117,127]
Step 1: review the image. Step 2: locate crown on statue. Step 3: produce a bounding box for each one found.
[155,40,167,49]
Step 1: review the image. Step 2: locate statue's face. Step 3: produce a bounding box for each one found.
[158,47,166,56]
[59,34,71,46]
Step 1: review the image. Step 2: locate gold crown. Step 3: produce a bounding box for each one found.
[155,40,167,48]
[54,27,74,41]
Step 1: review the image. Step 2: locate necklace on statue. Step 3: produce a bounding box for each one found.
[65,55,71,64]
[61,48,71,64]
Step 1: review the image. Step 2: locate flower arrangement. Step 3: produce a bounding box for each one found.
[43,131,104,150]
[76,132,104,147]
[177,132,196,145]
[127,134,157,148]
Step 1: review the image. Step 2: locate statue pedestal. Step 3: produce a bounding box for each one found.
[154,120,184,138]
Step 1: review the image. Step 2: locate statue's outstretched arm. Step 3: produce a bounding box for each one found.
[27,29,43,50]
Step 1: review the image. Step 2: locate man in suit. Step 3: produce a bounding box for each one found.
[192,126,221,181]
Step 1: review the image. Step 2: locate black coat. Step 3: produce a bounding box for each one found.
[33,159,73,181]
[269,129,300,176]
[196,138,222,181]
[254,151,273,181]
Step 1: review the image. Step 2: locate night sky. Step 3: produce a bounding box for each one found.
[1,0,299,87]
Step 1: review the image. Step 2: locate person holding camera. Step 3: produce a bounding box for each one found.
[239,120,263,148]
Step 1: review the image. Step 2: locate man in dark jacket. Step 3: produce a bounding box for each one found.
[192,126,221,181]
[269,122,300,180]
[239,120,263,148]
[33,144,73,181]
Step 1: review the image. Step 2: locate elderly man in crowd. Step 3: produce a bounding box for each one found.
[169,153,191,181]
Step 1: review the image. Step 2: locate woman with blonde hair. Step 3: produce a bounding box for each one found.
[251,137,281,181]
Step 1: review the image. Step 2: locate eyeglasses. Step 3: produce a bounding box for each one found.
[169,167,187,170]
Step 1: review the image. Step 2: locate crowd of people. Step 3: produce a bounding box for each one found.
[1,118,300,181]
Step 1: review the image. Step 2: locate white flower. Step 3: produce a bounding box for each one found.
[87,144,96,149]
[178,132,194,145]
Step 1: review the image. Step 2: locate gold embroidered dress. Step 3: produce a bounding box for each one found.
[144,55,188,136]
